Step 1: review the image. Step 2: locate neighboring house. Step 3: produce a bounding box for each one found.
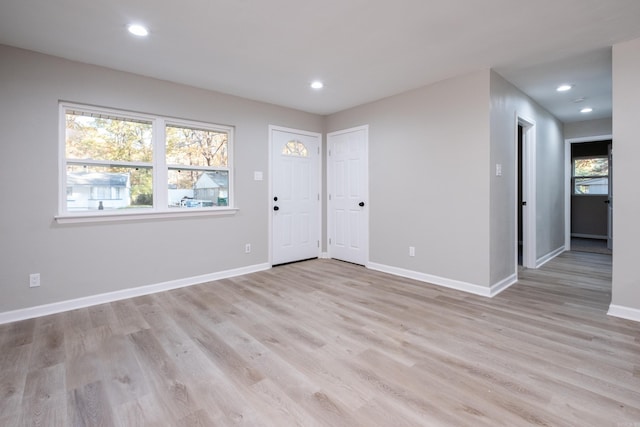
[169,172,229,207]
[66,172,131,210]
[575,177,608,195]
[168,186,194,207]
[193,171,229,206]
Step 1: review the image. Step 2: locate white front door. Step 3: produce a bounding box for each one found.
[328,125,369,265]
[270,126,321,265]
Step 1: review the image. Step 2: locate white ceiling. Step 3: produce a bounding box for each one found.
[1,0,639,122]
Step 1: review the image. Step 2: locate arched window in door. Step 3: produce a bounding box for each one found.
[282,140,309,157]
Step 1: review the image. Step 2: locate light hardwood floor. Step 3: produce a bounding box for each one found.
[1,251,638,426]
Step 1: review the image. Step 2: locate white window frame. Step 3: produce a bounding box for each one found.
[572,155,609,196]
[57,102,237,223]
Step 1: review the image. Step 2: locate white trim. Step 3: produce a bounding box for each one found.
[367,262,493,297]
[607,304,640,323]
[55,208,238,224]
[268,125,323,265]
[490,273,518,297]
[67,159,153,168]
[564,134,613,250]
[536,245,565,268]
[0,263,271,325]
[516,115,537,269]
[319,252,330,259]
[154,119,168,210]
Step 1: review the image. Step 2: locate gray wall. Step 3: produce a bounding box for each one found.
[489,72,565,284]
[612,37,640,313]
[0,45,323,313]
[2,42,609,316]
[327,71,492,288]
[327,69,565,291]
[564,118,612,140]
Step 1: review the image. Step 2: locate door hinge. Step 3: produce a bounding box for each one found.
[317,240,320,248]
[328,149,331,156]
[318,147,320,155]
[329,238,332,245]
[329,194,332,201]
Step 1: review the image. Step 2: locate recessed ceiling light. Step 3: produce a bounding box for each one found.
[556,84,573,92]
[310,81,324,90]
[580,107,593,114]
[128,24,149,37]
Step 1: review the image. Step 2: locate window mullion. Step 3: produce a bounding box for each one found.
[154,119,168,210]
[227,127,234,207]
[59,105,68,215]
[167,164,229,172]
[66,159,153,169]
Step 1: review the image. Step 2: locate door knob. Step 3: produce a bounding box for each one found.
[274,196,278,201]
[522,201,527,206]
[359,201,365,207]
[273,206,279,211]
[604,200,610,204]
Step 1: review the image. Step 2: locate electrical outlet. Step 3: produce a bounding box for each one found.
[29,273,40,288]
[409,246,415,257]
[245,243,251,254]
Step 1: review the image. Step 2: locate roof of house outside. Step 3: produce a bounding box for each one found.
[67,172,129,187]
[195,171,228,189]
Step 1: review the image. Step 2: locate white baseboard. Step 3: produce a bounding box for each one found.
[0,263,271,325]
[319,252,330,259]
[536,246,565,268]
[367,262,493,297]
[607,304,640,323]
[490,273,517,297]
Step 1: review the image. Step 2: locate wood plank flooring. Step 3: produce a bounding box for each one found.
[1,251,639,426]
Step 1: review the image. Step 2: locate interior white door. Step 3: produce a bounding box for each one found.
[270,127,320,265]
[328,125,369,265]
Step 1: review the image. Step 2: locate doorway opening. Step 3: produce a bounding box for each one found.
[566,138,612,255]
[517,124,523,265]
[516,116,536,269]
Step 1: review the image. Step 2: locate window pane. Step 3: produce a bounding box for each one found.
[574,177,608,195]
[282,140,309,157]
[66,112,153,162]
[66,165,153,211]
[166,125,228,167]
[574,157,608,177]
[168,170,229,208]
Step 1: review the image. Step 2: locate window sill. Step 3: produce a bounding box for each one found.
[55,208,239,224]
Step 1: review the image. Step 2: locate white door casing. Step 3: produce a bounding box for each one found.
[517,116,536,269]
[327,125,369,266]
[564,134,613,252]
[270,126,321,265]
[607,143,613,250]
